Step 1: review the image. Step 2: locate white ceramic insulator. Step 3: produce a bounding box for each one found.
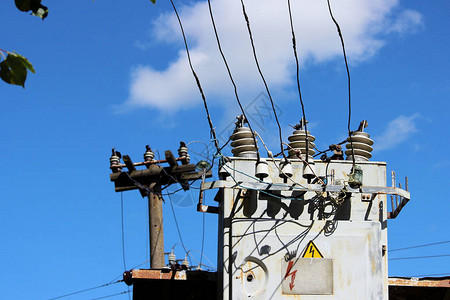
[144,151,155,162]
[303,162,315,179]
[287,129,316,161]
[168,251,176,265]
[279,160,293,178]
[255,158,269,179]
[218,165,229,177]
[182,255,189,268]
[178,146,188,157]
[230,127,258,158]
[110,155,120,165]
[345,131,374,161]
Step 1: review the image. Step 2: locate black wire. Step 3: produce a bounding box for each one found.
[389,254,450,261]
[207,0,260,161]
[48,280,123,300]
[90,290,130,300]
[239,0,286,160]
[161,179,199,196]
[169,0,221,155]
[313,139,348,158]
[287,0,309,156]
[326,0,355,166]
[218,135,232,153]
[325,161,331,185]
[167,192,190,255]
[389,241,450,252]
[120,194,131,300]
[200,208,206,268]
[120,193,127,272]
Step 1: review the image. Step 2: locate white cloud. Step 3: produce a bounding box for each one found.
[389,9,424,34]
[373,114,420,151]
[125,0,423,111]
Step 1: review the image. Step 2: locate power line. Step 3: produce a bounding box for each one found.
[120,193,131,300]
[389,254,450,261]
[287,0,309,147]
[108,259,151,285]
[90,290,131,300]
[48,280,123,300]
[326,0,356,166]
[167,193,189,255]
[120,193,127,272]
[389,240,450,252]
[187,248,217,271]
[200,207,206,268]
[207,0,260,161]
[169,0,221,155]
[240,0,287,160]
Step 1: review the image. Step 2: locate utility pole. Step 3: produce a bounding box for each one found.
[109,143,212,269]
[147,167,165,268]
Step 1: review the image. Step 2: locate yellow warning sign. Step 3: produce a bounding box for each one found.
[302,241,324,258]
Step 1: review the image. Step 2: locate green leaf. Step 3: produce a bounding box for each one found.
[15,0,31,11]
[0,53,35,87]
[12,52,35,73]
[150,0,156,4]
[15,0,48,20]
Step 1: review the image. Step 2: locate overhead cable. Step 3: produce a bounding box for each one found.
[286,0,309,147]
[239,0,287,160]
[389,254,450,261]
[187,248,217,271]
[48,280,123,300]
[207,0,260,161]
[169,0,221,154]
[90,290,131,300]
[389,240,450,252]
[120,193,127,272]
[200,206,206,268]
[167,192,190,255]
[326,0,356,166]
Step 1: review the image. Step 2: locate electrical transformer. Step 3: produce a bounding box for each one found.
[202,156,409,299]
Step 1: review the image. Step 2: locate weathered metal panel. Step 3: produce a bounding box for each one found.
[215,157,389,300]
[282,258,334,295]
[226,221,384,299]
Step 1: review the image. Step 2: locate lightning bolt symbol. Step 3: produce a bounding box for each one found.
[284,261,298,290]
[309,246,314,257]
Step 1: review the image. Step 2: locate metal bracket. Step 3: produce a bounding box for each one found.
[387,175,409,219]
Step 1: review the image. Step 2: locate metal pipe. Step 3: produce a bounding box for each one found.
[391,195,395,212]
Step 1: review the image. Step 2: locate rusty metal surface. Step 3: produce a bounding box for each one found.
[132,269,187,280]
[389,277,450,288]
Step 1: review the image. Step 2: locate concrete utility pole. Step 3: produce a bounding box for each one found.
[148,175,165,268]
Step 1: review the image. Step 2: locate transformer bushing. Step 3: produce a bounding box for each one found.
[287,121,316,161]
[178,141,190,163]
[143,145,155,162]
[346,120,374,162]
[110,148,122,173]
[230,127,258,158]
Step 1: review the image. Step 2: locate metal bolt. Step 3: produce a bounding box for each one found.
[247,274,254,282]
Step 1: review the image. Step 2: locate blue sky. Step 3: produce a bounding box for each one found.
[1,0,449,299]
